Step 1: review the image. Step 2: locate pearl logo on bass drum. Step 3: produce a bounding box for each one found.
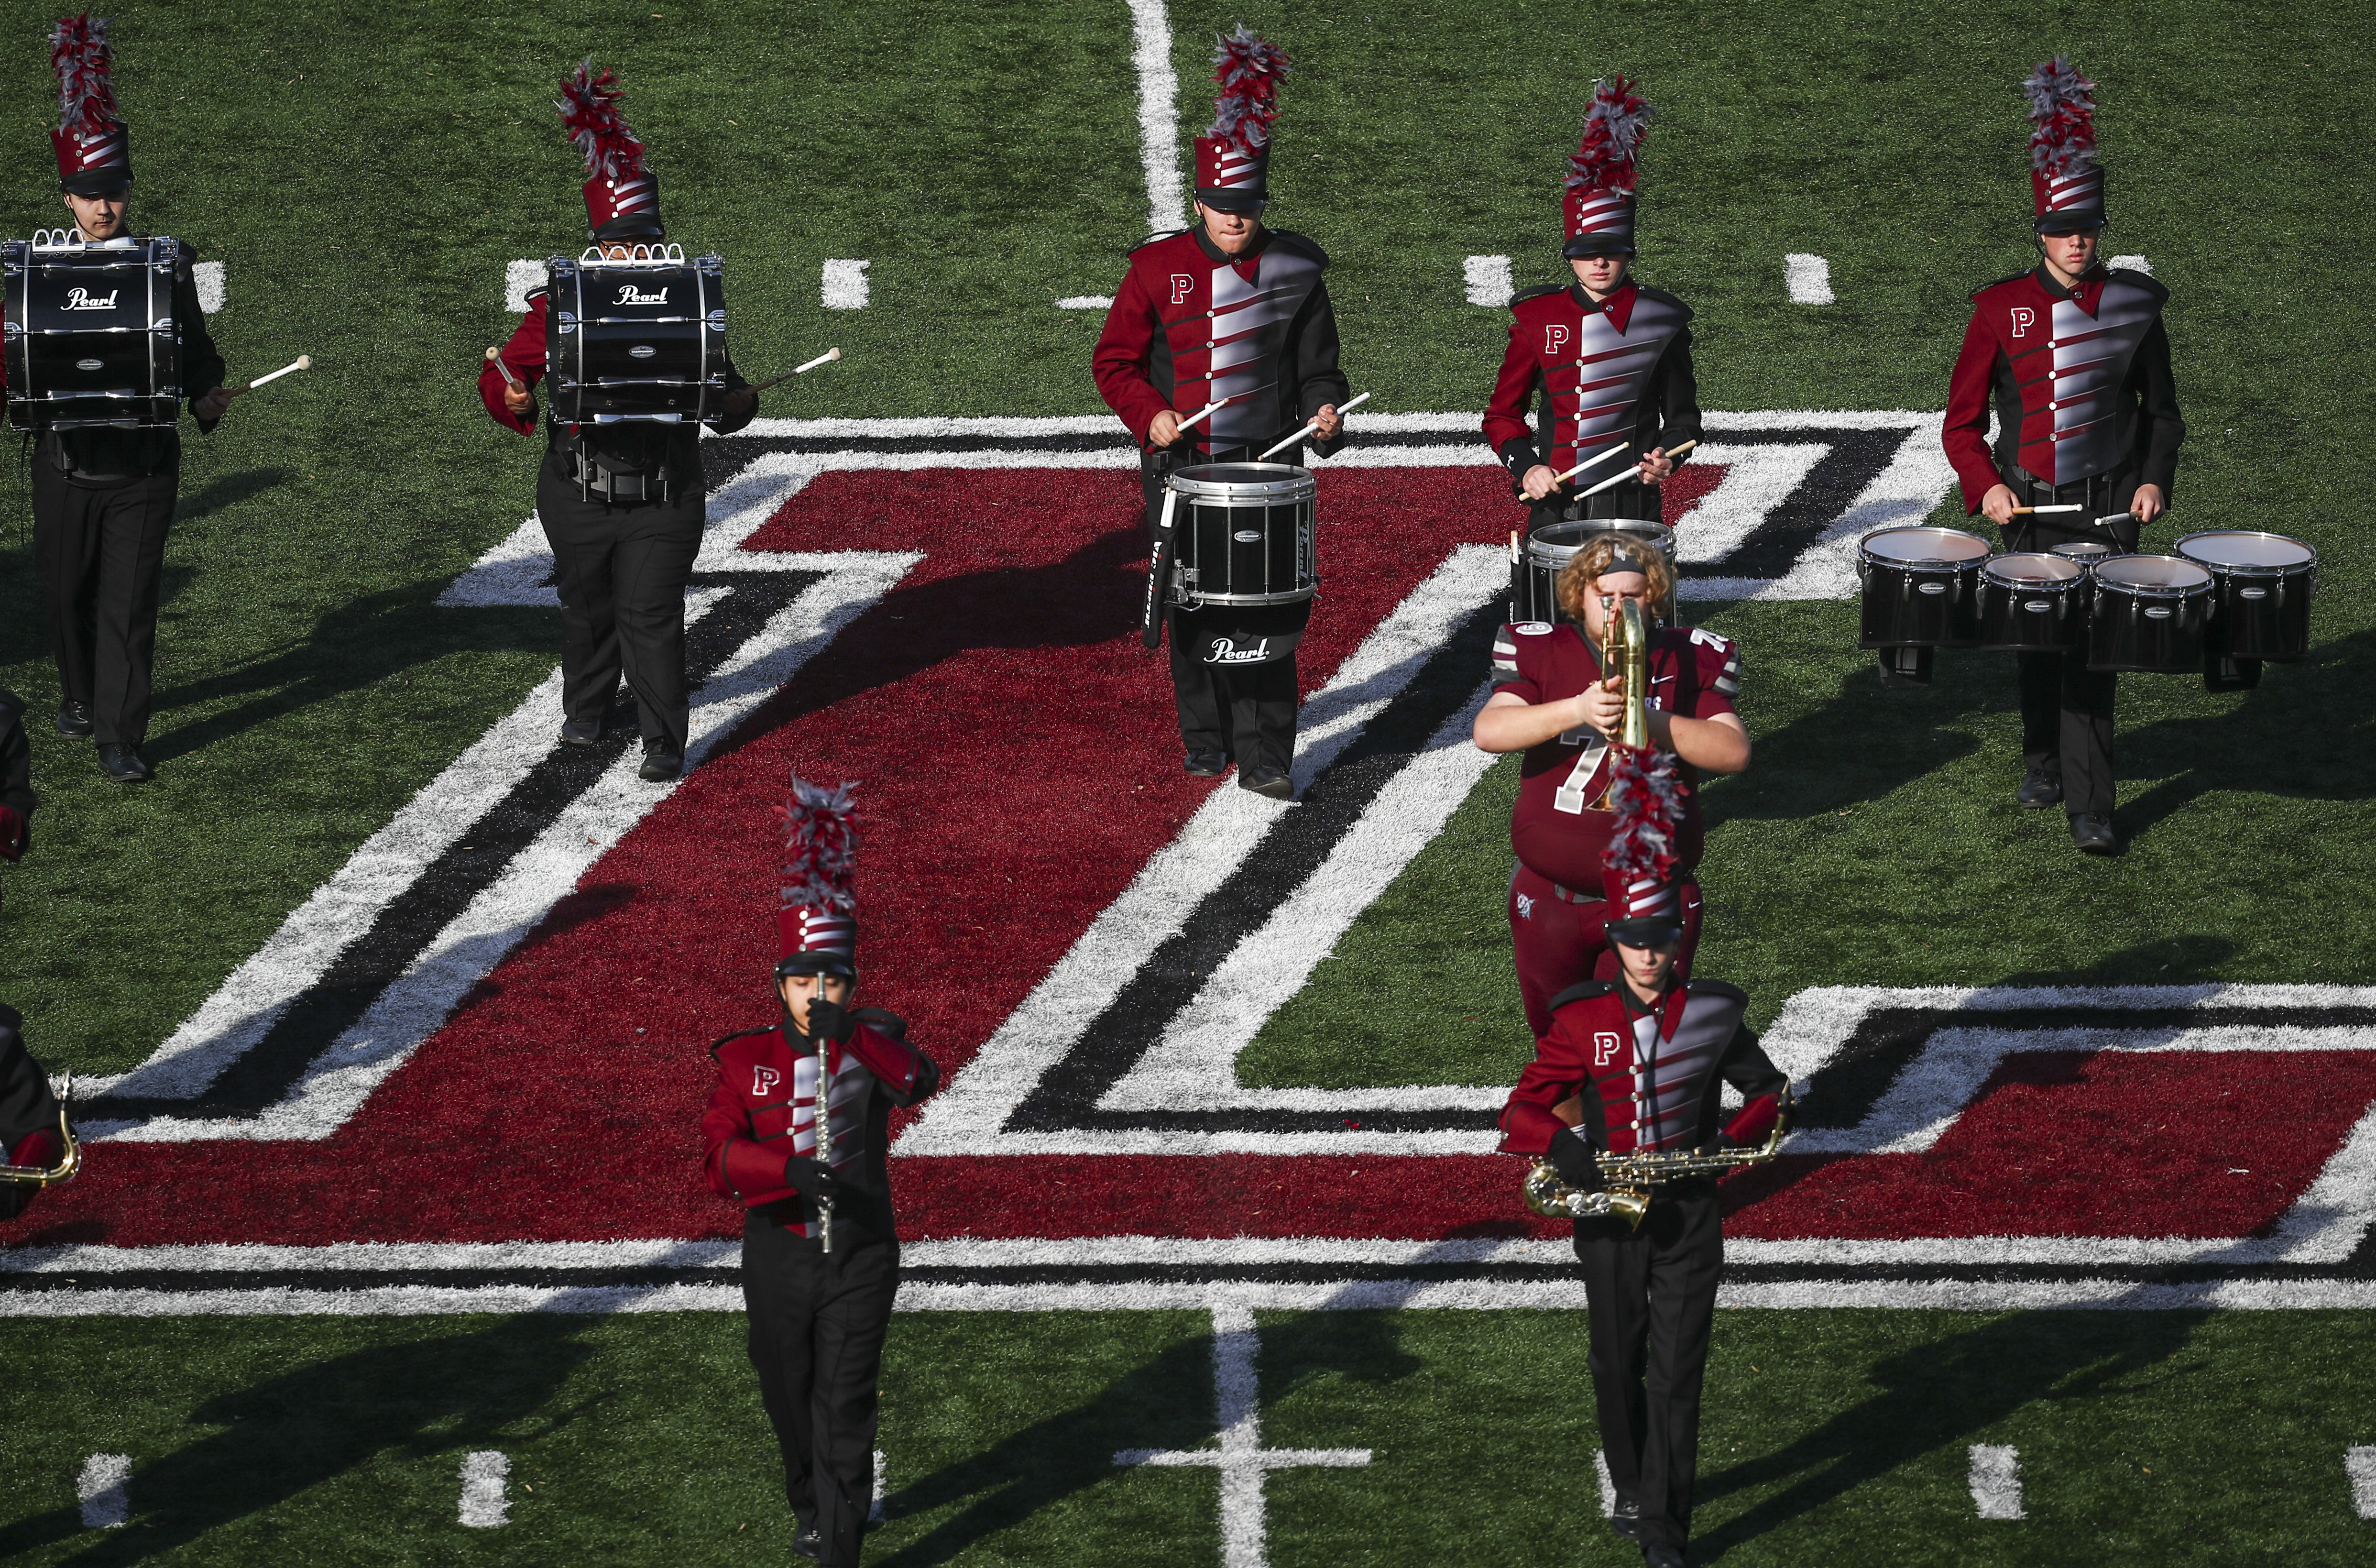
[614,283,668,305]
[62,286,118,310]
[1204,636,1273,665]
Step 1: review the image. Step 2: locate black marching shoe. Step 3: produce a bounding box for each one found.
[55,701,94,738]
[2015,763,2063,809]
[97,743,154,784]
[789,1524,821,1560]
[2069,811,2118,855]
[1184,749,1230,778]
[638,742,683,783]
[1237,765,1293,800]
[1609,1495,1642,1541]
[1641,1546,1687,1568]
[558,717,602,748]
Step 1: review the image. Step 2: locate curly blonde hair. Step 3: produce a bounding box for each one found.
[1555,534,1675,621]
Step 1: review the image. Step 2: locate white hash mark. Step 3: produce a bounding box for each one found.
[460,1449,509,1527]
[1968,1444,2024,1519]
[78,1453,131,1529]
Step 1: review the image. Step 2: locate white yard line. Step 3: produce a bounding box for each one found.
[1784,253,1835,305]
[1463,255,1514,307]
[1967,1445,2024,1519]
[459,1451,510,1528]
[1127,0,1185,235]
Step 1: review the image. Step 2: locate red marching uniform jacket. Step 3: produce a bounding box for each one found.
[1481,281,1699,493]
[701,1008,937,1243]
[1092,227,1348,456]
[1489,617,1740,899]
[1499,979,1788,1159]
[1941,265,2182,509]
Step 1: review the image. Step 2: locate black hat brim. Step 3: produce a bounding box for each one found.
[1196,189,1269,215]
[774,953,856,980]
[60,170,132,197]
[1604,916,1685,949]
[593,213,667,242]
[1562,234,1636,259]
[2034,213,2106,236]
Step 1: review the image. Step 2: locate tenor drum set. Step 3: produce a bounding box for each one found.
[1858,523,2317,689]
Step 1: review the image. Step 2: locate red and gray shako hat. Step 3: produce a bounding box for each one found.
[558,58,662,241]
[1600,745,1687,947]
[776,774,859,979]
[1563,76,1653,258]
[2026,57,2105,234]
[51,14,131,196]
[1192,23,1290,214]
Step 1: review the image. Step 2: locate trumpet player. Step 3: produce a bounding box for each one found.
[1474,536,1747,1038]
[1499,906,1792,1568]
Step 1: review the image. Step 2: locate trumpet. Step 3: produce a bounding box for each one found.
[1590,593,1653,808]
[0,1074,82,1188]
[1522,1123,1788,1232]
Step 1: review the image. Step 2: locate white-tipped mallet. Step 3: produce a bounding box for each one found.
[1543,441,1631,491]
[750,346,844,394]
[1576,437,1699,500]
[1256,390,1372,460]
[230,355,312,396]
[485,346,524,391]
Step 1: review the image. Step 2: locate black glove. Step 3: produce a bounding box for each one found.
[805,998,856,1044]
[1546,1127,1604,1191]
[780,1155,841,1203]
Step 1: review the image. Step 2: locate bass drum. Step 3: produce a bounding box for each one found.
[2087,555,2215,674]
[1857,526,1988,649]
[2174,530,2316,662]
[1168,462,1317,606]
[1,232,184,431]
[1976,552,2086,653]
[544,248,730,426]
[1513,518,1677,626]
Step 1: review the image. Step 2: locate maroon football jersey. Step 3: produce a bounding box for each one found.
[1489,618,1740,896]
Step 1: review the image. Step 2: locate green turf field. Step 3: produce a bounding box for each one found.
[4,0,2375,1562]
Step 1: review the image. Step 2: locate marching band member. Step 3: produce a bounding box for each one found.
[702,779,939,1568]
[1484,77,1699,536]
[1475,536,1747,1039]
[1943,59,2183,855]
[21,16,228,785]
[1094,25,1350,800]
[0,688,32,887]
[0,1000,67,1224]
[1498,854,1791,1568]
[479,60,756,783]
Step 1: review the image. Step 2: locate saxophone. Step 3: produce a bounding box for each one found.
[0,1075,82,1189]
[1522,1120,1790,1232]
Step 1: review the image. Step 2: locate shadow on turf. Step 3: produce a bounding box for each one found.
[1693,1307,2210,1559]
[142,579,550,765]
[1700,649,1992,823]
[871,1310,1420,1566]
[0,1315,593,1563]
[175,467,296,528]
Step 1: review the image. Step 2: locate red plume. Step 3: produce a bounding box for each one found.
[50,13,118,135]
[556,57,647,183]
[776,775,859,916]
[1567,75,1654,197]
[1208,22,1291,153]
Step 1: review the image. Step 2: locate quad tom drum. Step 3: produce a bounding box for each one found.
[2087,555,2214,674]
[1976,552,2086,653]
[1858,526,1989,649]
[2174,531,2315,663]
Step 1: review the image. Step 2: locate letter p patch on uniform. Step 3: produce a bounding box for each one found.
[1170,274,1194,306]
[752,1064,782,1098]
[2010,306,2036,339]
[1544,323,1572,357]
[1592,1031,1624,1068]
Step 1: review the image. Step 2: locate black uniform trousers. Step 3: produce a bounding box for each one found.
[1575,1181,1724,1556]
[743,1209,898,1568]
[1141,444,1304,775]
[33,463,178,748]
[534,466,701,754]
[1999,468,2142,818]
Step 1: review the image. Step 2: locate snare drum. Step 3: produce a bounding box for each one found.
[1976,552,2087,653]
[1857,527,1989,649]
[1167,462,1318,607]
[1512,518,1678,625]
[2174,530,2316,662]
[2087,555,2215,674]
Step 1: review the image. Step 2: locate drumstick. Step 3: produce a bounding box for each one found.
[1255,390,1372,460]
[2092,511,2135,527]
[226,355,312,397]
[746,347,843,394]
[1176,398,1227,434]
[1543,442,1631,490]
[2010,503,2084,516]
[1575,438,1701,501]
[485,346,525,391]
